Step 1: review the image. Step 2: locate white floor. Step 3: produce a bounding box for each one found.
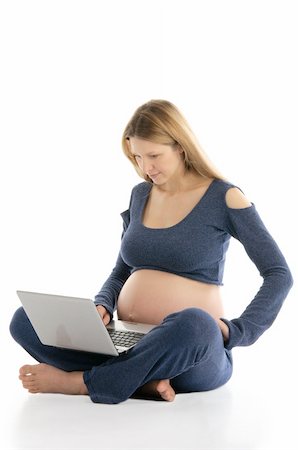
[1,316,297,450]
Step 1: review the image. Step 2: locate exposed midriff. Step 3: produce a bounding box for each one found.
[117,269,224,326]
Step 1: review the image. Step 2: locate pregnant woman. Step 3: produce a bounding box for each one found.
[10,99,293,404]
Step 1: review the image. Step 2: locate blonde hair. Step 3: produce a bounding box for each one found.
[122,99,226,183]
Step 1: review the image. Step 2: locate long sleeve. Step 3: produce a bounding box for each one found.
[220,203,294,350]
[94,208,132,320]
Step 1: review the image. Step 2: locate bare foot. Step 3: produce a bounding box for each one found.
[132,379,176,402]
[19,363,88,395]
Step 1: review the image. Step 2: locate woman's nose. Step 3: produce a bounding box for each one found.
[142,160,154,173]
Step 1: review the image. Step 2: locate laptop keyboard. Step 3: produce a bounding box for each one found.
[108,329,146,348]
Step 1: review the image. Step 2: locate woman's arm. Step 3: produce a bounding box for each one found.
[221,187,293,350]
[94,193,134,323]
[94,251,131,321]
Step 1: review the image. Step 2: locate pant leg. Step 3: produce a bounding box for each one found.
[9,307,112,371]
[10,306,233,404]
[170,343,232,393]
[83,307,233,404]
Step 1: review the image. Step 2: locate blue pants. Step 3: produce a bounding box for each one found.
[9,307,233,404]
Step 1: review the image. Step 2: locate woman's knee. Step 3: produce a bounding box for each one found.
[164,307,222,344]
[9,307,31,343]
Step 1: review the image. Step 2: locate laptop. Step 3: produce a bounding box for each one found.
[16,291,157,356]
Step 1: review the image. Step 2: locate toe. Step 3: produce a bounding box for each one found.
[157,380,176,402]
[22,379,36,389]
[19,364,34,376]
[166,391,175,402]
[19,372,35,381]
[162,389,175,402]
[28,388,39,394]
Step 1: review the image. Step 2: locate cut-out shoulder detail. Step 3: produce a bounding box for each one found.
[225,187,252,209]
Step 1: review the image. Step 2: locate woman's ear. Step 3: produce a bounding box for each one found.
[174,143,184,153]
[125,137,131,151]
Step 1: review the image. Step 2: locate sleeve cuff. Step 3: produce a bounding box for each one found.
[220,318,243,350]
[94,301,114,322]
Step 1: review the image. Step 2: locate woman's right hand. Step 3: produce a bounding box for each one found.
[96,305,111,326]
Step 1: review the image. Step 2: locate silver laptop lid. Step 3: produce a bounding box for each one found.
[16,291,119,355]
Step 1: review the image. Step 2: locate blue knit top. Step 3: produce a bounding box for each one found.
[95,179,293,350]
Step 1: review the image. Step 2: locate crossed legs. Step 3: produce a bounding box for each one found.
[10,307,232,404]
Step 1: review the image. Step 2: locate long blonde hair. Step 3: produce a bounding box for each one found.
[122,99,226,183]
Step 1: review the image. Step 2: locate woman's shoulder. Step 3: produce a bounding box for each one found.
[131,180,152,197]
[213,178,252,209]
[212,178,247,195]
[133,180,151,190]
[213,178,237,190]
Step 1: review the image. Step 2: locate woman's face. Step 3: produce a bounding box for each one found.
[129,137,184,184]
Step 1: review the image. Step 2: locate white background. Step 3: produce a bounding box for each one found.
[0,1,297,449]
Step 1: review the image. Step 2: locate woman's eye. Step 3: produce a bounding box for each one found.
[133,154,159,160]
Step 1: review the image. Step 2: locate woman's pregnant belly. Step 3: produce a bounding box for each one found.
[117,269,224,325]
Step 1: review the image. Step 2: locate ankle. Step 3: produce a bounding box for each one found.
[70,371,88,395]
